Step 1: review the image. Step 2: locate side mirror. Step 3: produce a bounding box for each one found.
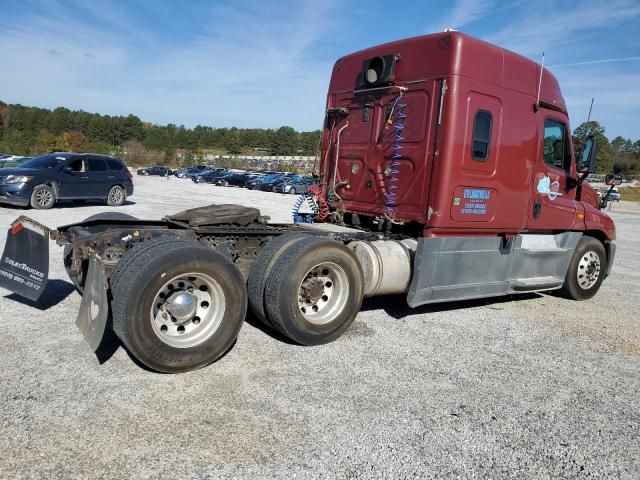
[605,174,622,186]
[578,135,597,174]
[63,166,73,173]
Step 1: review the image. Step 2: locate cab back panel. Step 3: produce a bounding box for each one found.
[328,86,435,222]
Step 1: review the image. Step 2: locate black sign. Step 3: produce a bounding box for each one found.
[0,225,49,301]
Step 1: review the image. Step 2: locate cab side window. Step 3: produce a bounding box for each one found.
[543,119,570,170]
[471,110,492,161]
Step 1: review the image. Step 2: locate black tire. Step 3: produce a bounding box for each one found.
[108,236,183,295]
[63,212,137,293]
[247,233,317,326]
[264,237,364,345]
[111,241,247,373]
[559,236,607,301]
[107,185,126,206]
[30,184,56,209]
[289,187,296,195]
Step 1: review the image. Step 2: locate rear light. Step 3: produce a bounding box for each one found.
[11,223,24,236]
[127,170,133,179]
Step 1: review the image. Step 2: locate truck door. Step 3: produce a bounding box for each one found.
[526,112,582,231]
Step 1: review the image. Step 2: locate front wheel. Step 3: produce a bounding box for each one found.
[107,185,126,206]
[111,241,246,373]
[559,236,607,300]
[289,187,296,195]
[30,184,55,209]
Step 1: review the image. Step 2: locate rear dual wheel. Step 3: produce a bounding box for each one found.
[249,234,364,345]
[111,240,246,373]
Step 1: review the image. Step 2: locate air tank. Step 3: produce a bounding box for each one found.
[349,239,417,297]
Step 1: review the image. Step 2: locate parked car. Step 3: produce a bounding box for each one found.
[0,156,31,169]
[275,175,316,194]
[215,172,253,187]
[259,174,288,192]
[0,152,133,209]
[175,166,214,178]
[192,169,228,184]
[137,166,172,176]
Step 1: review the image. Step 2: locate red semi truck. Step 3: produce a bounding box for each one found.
[0,32,618,372]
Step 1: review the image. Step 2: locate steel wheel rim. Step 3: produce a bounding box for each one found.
[35,188,53,207]
[110,187,123,204]
[577,250,601,290]
[150,272,226,348]
[297,262,349,325]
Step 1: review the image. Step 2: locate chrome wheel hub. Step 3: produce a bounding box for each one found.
[298,262,349,325]
[165,291,197,322]
[110,188,123,203]
[36,189,53,206]
[150,273,226,348]
[577,250,601,290]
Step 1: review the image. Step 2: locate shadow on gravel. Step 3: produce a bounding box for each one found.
[244,310,298,345]
[94,324,122,364]
[361,292,542,320]
[0,200,136,210]
[4,279,75,310]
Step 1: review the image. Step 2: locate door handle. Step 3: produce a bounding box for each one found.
[81,176,89,179]
[108,176,115,179]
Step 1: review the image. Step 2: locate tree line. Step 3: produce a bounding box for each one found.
[0,102,321,167]
[0,101,638,175]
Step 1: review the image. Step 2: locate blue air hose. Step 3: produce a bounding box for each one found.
[292,193,317,223]
[383,94,407,216]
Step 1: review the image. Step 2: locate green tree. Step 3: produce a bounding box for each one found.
[572,121,612,173]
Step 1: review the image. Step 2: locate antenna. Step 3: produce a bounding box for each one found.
[534,52,545,112]
[585,97,594,135]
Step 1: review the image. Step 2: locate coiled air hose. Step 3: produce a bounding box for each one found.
[292,185,329,223]
[383,93,407,218]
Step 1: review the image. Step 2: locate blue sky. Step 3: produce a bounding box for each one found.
[1,0,639,140]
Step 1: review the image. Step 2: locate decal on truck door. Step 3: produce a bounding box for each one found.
[536,175,562,200]
[450,186,497,222]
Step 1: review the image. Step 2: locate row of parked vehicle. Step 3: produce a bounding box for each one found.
[0,153,33,169]
[137,164,317,195]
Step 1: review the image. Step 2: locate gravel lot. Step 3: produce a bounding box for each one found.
[0,176,638,479]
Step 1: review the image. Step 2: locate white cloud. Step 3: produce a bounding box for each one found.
[426,0,496,32]
[485,0,640,58]
[0,0,337,130]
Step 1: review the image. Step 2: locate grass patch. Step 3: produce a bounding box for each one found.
[620,187,640,202]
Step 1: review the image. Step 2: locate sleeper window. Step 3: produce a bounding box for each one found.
[472,110,492,161]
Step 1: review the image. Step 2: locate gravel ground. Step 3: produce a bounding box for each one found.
[0,176,638,479]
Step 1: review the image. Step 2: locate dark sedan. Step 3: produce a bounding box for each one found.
[0,153,134,209]
[137,166,172,176]
[215,172,252,187]
[259,175,288,192]
[192,169,228,184]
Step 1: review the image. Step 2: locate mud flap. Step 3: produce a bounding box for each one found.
[75,256,109,351]
[0,223,49,301]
